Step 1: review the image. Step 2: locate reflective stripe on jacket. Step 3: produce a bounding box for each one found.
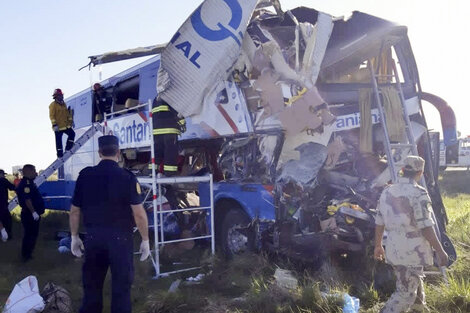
[152,100,184,135]
[49,101,73,130]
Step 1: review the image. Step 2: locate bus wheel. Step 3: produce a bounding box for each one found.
[220,209,253,257]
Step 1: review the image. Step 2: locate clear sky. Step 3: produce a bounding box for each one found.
[0,0,468,172]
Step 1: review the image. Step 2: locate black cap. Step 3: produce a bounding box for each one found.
[98,135,119,149]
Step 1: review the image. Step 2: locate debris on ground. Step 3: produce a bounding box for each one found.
[274,268,298,291]
[168,279,182,293]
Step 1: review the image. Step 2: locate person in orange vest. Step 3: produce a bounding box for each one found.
[49,88,75,158]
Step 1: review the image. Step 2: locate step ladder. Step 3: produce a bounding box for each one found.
[8,123,103,211]
[369,57,422,184]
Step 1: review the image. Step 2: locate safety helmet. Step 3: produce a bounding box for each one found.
[93,83,102,91]
[52,88,63,97]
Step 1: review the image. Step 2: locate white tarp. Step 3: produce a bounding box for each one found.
[160,0,258,117]
[3,276,45,313]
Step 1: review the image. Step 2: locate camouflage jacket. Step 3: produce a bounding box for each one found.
[375,177,434,266]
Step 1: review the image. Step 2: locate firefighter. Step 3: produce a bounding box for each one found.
[151,97,186,176]
[49,88,75,158]
[92,83,112,122]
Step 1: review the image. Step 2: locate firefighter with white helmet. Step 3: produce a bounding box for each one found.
[49,88,75,158]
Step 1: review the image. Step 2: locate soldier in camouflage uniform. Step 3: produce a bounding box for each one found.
[374,156,448,313]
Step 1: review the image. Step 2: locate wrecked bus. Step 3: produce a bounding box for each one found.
[55,4,456,265]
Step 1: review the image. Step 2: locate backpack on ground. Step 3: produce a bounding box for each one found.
[40,282,73,313]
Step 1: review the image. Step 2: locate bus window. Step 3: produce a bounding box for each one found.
[113,75,140,114]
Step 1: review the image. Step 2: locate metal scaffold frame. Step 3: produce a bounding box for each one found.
[144,99,215,278]
[102,100,216,278]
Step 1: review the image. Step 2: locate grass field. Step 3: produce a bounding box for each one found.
[1,170,469,312]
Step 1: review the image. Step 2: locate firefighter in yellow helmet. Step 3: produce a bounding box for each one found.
[49,88,75,158]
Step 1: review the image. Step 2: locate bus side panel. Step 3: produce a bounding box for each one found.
[64,126,102,181]
[199,182,276,221]
[139,60,159,104]
[69,91,93,129]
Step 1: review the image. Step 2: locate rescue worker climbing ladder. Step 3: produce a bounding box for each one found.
[49,88,75,158]
[151,97,185,176]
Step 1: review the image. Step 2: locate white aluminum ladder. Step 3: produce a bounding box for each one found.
[8,123,103,211]
[369,58,422,184]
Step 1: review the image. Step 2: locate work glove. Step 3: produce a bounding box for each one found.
[179,123,186,134]
[178,117,186,133]
[53,125,59,132]
[1,228,8,242]
[71,235,84,257]
[139,240,150,261]
[32,212,40,221]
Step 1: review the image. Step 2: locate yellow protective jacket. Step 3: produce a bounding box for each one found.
[49,101,73,130]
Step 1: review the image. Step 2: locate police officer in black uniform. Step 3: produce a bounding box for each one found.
[152,97,186,176]
[0,169,15,241]
[69,135,150,313]
[16,164,44,261]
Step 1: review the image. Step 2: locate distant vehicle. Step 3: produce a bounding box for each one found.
[439,137,470,170]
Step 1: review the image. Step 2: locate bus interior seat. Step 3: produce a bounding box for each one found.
[125,98,139,108]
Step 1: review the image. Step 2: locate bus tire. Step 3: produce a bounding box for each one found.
[219,208,253,258]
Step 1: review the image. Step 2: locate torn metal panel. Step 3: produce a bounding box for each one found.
[277,142,327,185]
[324,135,346,170]
[300,12,334,85]
[88,44,167,66]
[252,68,284,118]
[278,87,328,136]
[160,0,259,117]
[318,10,407,76]
[182,80,253,140]
[277,124,334,168]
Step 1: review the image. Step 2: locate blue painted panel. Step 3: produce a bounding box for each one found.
[139,59,160,104]
[39,181,76,211]
[199,182,275,221]
[443,127,458,146]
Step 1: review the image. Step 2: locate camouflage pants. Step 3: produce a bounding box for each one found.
[381,265,430,313]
